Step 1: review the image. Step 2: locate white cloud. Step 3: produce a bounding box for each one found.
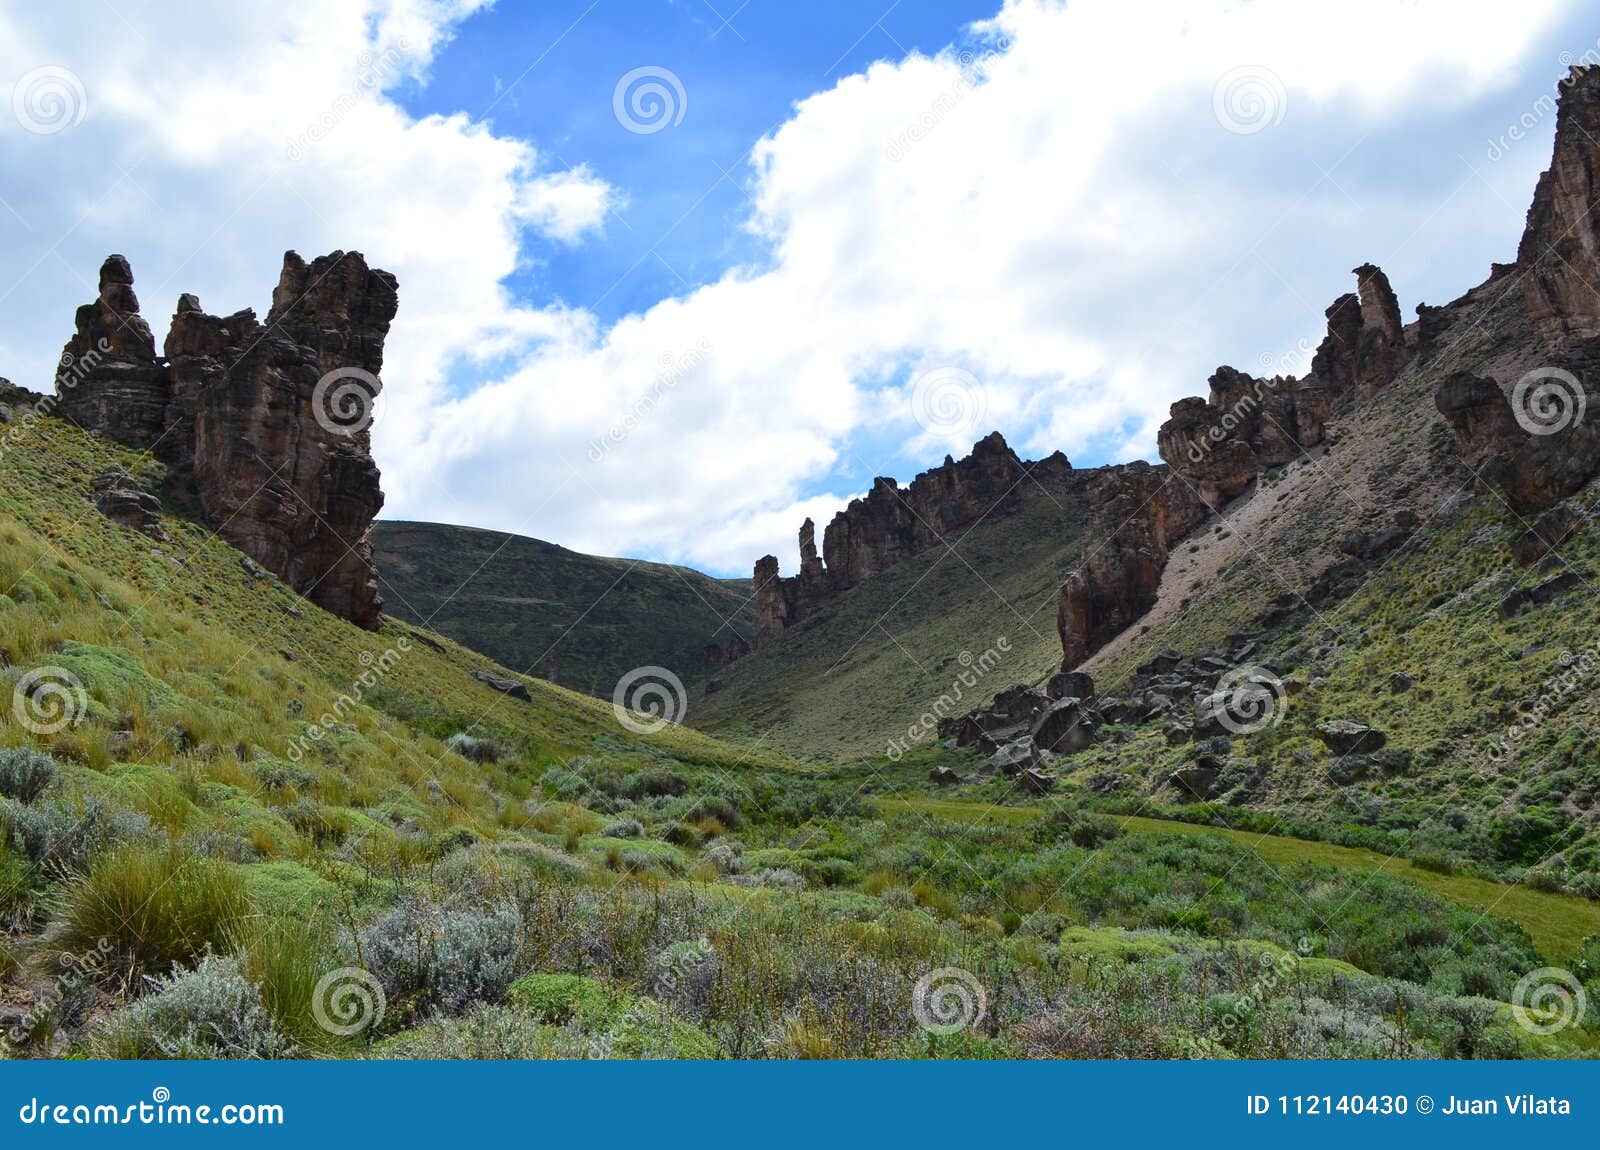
[0,0,1582,578]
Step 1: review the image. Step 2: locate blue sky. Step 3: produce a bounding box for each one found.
[1,0,1596,575]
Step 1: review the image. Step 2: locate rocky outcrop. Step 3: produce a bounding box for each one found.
[1056,462,1207,669]
[88,468,167,541]
[754,432,1051,644]
[1435,371,1527,467]
[1519,66,1600,344]
[54,251,397,630]
[166,251,397,629]
[704,632,752,666]
[1158,266,1411,512]
[1434,354,1600,515]
[55,256,169,446]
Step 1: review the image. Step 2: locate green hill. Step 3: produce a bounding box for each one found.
[4,408,1595,1060]
[372,520,755,699]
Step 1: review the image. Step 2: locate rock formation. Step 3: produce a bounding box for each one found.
[1056,462,1207,669]
[54,251,398,630]
[754,433,1053,644]
[1519,66,1600,344]
[1157,265,1410,514]
[56,256,169,445]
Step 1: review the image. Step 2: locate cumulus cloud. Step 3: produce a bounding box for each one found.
[0,0,1581,577]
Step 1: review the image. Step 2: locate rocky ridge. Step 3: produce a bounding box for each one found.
[753,432,1065,645]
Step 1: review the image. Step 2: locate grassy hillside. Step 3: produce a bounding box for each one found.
[692,465,1091,757]
[0,409,1595,1060]
[373,520,755,699]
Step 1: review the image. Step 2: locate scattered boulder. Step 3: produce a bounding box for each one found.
[1167,762,1221,802]
[1030,697,1099,755]
[470,670,531,702]
[1316,720,1386,755]
[929,766,960,786]
[1016,768,1056,795]
[1511,506,1582,567]
[1045,670,1095,701]
[88,468,167,540]
[1388,671,1414,693]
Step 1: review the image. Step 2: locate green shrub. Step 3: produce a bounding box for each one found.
[41,845,249,987]
[508,973,618,1025]
[372,1004,553,1060]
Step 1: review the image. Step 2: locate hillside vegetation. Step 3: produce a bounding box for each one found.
[3,411,1596,1059]
[373,520,755,699]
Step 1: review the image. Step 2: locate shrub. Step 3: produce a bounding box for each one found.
[41,845,249,988]
[601,818,644,839]
[361,896,522,1015]
[250,758,319,794]
[372,1004,551,1060]
[445,732,507,764]
[0,794,151,869]
[508,973,617,1025]
[0,748,58,803]
[93,954,292,1059]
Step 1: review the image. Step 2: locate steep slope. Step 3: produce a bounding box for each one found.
[372,521,756,698]
[692,461,1091,756]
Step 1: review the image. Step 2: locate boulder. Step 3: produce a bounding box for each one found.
[929,766,961,786]
[1316,720,1386,755]
[1045,670,1095,701]
[1016,768,1056,795]
[989,739,1036,776]
[1030,697,1099,755]
[470,670,531,702]
[88,468,167,541]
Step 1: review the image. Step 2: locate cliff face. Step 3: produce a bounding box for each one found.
[754,432,1051,645]
[53,251,397,630]
[1056,462,1206,669]
[1519,66,1600,344]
